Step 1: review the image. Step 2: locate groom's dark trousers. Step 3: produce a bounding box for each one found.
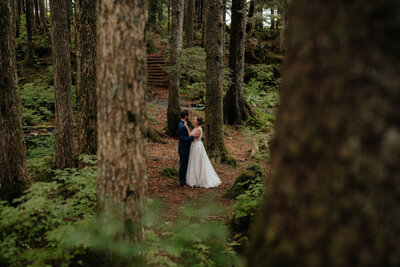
[178,120,194,186]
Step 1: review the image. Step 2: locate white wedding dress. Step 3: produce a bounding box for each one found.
[186,127,221,188]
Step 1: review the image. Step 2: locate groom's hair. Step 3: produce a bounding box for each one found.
[181,110,189,118]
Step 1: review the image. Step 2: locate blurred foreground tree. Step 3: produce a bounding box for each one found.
[97,0,147,248]
[248,0,400,266]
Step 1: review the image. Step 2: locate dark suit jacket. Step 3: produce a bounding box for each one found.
[178,120,194,157]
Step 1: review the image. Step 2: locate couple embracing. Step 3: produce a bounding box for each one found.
[178,110,221,188]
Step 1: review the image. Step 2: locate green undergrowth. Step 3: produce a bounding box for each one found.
[159,167,179,178]
[1,152,242,266]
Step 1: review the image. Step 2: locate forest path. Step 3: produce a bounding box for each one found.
[145,104,252,222]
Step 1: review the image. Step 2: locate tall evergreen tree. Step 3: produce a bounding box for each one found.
[248,1,400,266]
[186,0,195,47]
[0,0,27,201]
[76,0,97,158]
[167,0,184,137]
[223,0,254,125]
[97,0,147,244]
[205,0,232,164]
[38,0,47,33]
[25,0,34,65]
[50,0,75,169]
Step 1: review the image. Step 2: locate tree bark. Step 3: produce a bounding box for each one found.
[25,0,34,65]
[167,0,171,31]
[201,0,207,48]
[186,0,195,47]
[223,0,254,125]
[97,0,147,245]
[205,0,231,164]
[148,0,157,25]
[76,0,97,159]
[15,0,20,37]
[0,0,27,201]
[277,7,286,52]
[34,0,39,27]
[246,0,255,34]
[167,0,184,137]
[38,0,47,33]
[248,1,400,266]
[50,0,75,169]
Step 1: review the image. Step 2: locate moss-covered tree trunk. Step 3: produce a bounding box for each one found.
[167,0,184,137]
[0,0,27,201]
[186,0,194,47]
[247,1,400,266]
[76,0,97,159]
[25,0,34,65]
[50,0,75,169]
[97,0,147,245]
[205,0,232,164]
[223,0,254,125]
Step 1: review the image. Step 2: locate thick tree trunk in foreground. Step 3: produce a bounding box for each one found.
[0,0,27,201]
[205,0,231,164]
[186,0,194,47]
[76,0,97,158]
[224,0,254,125]
[248,1,400,266]
[97,0,147,244]
[167,0,184,137]
[50,0,75,169]
[25,0,34,65]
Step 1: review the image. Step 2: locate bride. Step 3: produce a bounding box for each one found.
[184,117,221,188]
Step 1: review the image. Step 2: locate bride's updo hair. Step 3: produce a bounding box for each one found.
[197,116,204,126]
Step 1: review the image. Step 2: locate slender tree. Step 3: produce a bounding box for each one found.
[223,0,254,125]
[248,0,400,266]
[201,0,207,48]
[50,0,75,169]
[205,0,232,164]
[25,0,34,65]
[15,0,20,37]
[166,0,184,137]
[167,0,171,31]
[186,0,195,47]
[34,0,39,27]
[76,0,97,158]
[38,0,47,33]
[97,0,147,244]
[148,0,157,25]
[0,0,27,201]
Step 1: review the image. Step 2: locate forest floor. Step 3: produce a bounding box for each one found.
[146,89,252,222]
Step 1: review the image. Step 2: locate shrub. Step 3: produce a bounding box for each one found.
[159,167,179,178]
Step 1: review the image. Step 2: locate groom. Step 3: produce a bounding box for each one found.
[178,110,200,187]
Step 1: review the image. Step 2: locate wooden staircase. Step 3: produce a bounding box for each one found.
[147,54,169,88]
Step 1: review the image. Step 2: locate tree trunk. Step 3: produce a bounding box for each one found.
[223,0,254,125]
[246,0,255,34]
[39,0,47,33]
[201,0,206,48]
[97,0,147,246]
[167,0,184,137]
[0,0,27,201]
[270,8,276,29]
[15,0,20,37]
[148,0,157,25]
[167,0,171,31]
[76,0,97,159]
[34,0,39,27]
[248,1,400,266]
[50,0,75,169]
[186,0,194,47]
[277,7,286,52]
[205,0,232,164]
[25,0,34,65]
